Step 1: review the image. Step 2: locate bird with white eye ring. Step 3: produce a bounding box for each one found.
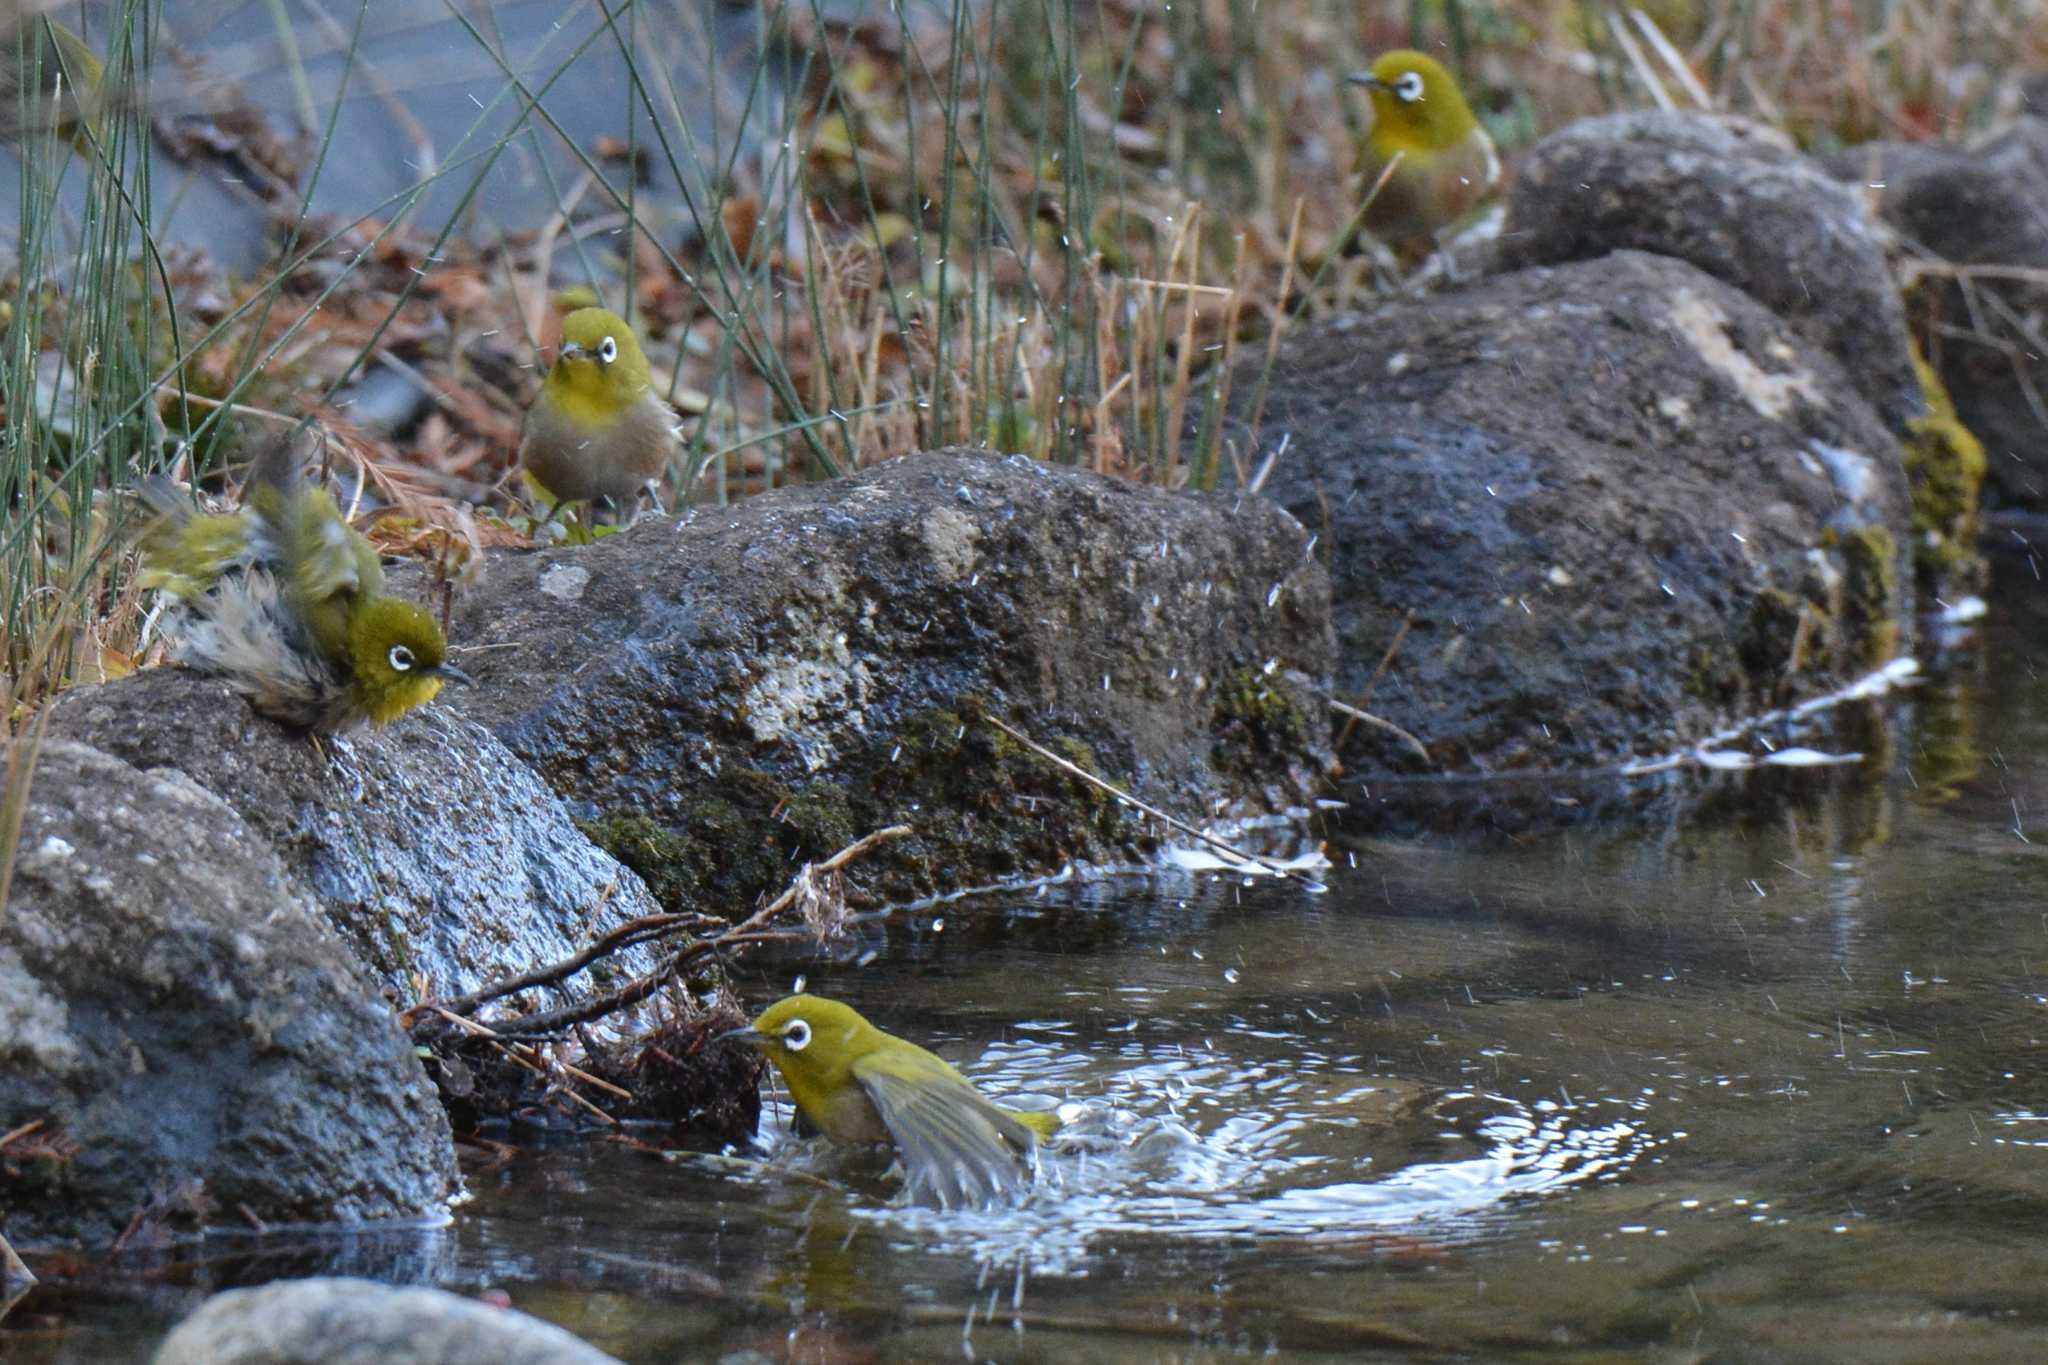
[722,994,1062,1210]
[518,303,680,519]
[135,434,469,732]
[1347,49,1500,263]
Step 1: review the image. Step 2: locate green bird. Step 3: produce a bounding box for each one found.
[0,13,103,151]
[518,303,678,517]
[1348,50,1500,261]
[723,994,1062,1209]
[137,437,467,732]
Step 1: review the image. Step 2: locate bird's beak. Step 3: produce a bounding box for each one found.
[557,341,585,362]
[1346,71,1383,90]
[434,662,474,687]
[718,1024,768,1047]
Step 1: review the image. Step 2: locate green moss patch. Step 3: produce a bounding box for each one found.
[1902,344,1987,586]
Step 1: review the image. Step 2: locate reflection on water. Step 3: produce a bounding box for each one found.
[17,561,2048,1361]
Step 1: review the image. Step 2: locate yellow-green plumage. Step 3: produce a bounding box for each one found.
[0,14,104,150]
[725,995,1060,1209]
[1349,50,1500,257]
[519,306,677,512]
[138,439,463,732]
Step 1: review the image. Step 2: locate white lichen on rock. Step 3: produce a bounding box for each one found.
[1667,287,1823,420]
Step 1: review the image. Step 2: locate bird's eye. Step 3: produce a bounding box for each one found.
[782,1019,812,1051]
[388,645,415,672]
[598,335,618,363]
[1395,71,1425,102]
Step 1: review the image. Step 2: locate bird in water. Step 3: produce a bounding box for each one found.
[723,994,1061,1209]
[518,300,678,521]
[137,435,467,732]
[1348,49,1500,263]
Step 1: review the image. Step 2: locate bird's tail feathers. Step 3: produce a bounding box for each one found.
[245,429,310,502]
[133,474,191,527]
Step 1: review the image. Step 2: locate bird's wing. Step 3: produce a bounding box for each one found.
[132,479,260,600]
[852,1057,1041,1210]
[242,436,374,601]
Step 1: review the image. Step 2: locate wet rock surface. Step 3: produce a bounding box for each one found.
[50,670,662,999]
[429,450,1334,908]
[0,743,454,1248]
[1821,118,2048,510]
[151,1276,621,1365]
[1501,111,1924,431]
[1222,250,1913,805]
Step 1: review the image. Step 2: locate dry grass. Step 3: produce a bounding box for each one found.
[3,0,2046,729]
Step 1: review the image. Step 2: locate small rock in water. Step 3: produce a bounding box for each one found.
[151,1277,621,1364]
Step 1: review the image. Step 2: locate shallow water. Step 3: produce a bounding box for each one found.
[18,561,2048,1362]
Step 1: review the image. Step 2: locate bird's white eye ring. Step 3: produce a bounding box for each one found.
[1395,71,1425,102]
[388,645,415,672]
[782,1019,811,1051]
[598,335,619,363]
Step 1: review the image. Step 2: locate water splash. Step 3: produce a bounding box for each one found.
[725,1027,1662,1277]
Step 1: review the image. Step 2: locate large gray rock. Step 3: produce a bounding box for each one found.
[1500,111,1924,432]
[430,450,1334,907]
[1822,118,2048,510]
[1,742,454,1248]
[152,1276,620,1364]
[1220,251,1913,797]
[50,672,662,1000]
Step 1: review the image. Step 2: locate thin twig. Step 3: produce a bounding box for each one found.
[1246,431,1290,495]
[412,905,719,1025]
[429,825,915,1041]
[431,1005,640,1107]
[724,823,914,937]
[1906,261,2048,289]
[1330,699,1431,765]
[490,928,811,1039]
[1125,277,1235,297]
[1629,8,1712,108]
[1244,196,1307,451]
[1607,10,1676,111]
[488,1040,615,1123]
[980,714,1317,883]
[1334,608,1416,749]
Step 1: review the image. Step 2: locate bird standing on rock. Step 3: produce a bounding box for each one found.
[723,994,1061,1209]
[137,437,467,732]
[1349,50,1500,261]
[518,303,678,519]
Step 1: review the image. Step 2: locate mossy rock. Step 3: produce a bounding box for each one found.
[1834,524,1901,669]
[580,704,1141,914]
[1902,341,1987,588]
[577,808,701,908]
